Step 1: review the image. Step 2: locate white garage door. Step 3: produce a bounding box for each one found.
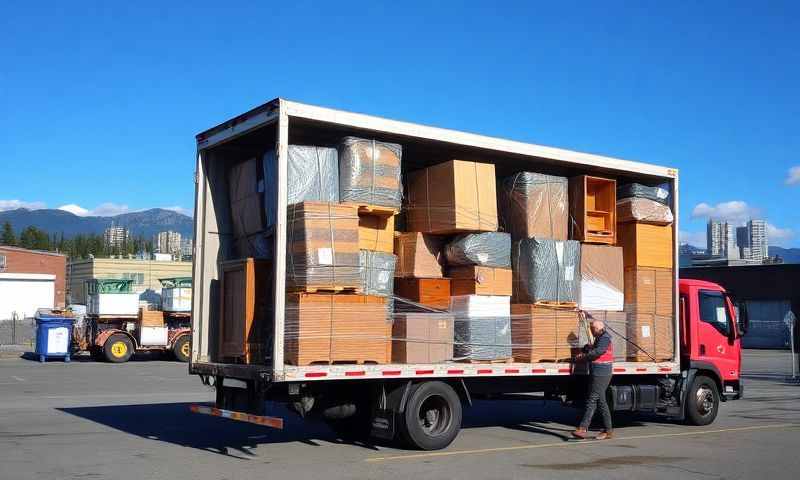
[0,273,56,319]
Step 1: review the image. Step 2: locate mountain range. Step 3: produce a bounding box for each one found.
[769,246,800,264]
[0,208,193,239]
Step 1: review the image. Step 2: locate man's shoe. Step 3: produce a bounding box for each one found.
[571,428,588,439]
[596,431,613,440]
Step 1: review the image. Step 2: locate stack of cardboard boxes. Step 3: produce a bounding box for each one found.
[501,172,586,363]
[618,186,675,362]
[396,160,512,362]
[232,138,403,366]
[224,139,675,367]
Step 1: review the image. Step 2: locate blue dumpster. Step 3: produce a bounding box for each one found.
[34,310,74,363]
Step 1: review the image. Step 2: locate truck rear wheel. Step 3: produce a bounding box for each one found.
[173,335,190,362]
[399,381,462,450]
[104,334,133,363]
[686,375,720,426]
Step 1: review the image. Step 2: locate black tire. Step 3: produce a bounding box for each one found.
[399,381,462,450]
[173,335,191,363]
[104,334,134,363]
[686,375,720,426]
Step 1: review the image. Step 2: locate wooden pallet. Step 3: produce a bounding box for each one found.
[291,359,385,366]
[456,357,514,364]
[287,285,363,294]
[533,301,578,310]
[343,202,399,217]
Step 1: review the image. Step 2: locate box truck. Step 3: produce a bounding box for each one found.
[188,99,745,450]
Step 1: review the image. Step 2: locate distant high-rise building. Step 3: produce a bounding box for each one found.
[735,226,749,257]
[104,225,129,249]
[180,238,193,260]
[707,219,736,257]
[707,220,724,256]
[154,231,182,258]
[748,219,768,261]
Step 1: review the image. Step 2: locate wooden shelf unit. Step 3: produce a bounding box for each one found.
[569,175,617,244]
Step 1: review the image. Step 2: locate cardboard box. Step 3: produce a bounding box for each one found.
[626,313,674,362]
[406,160,498,234]
[618,222,674,269]
[394,232,444,278]
[585,310,627,360]
[511,305,582,362]
[359,213,395,253]
[286,202,361,291]
[394,278,451,310]
[579,244,624,311]
[285,293,390,365]
[228,157,267,258]
[511,238,580,305]
[448,266,512,296]
[392,313,454,363]
[624,267,673,316]
[138,308,164,328]
[500,172,568,240]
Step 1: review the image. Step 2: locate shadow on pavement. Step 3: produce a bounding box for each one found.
[58,401,381,458]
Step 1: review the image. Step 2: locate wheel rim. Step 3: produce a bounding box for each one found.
[111,341,128,358]
[180,341,190,357]
[416,394,452,437]
[695,385,715,417]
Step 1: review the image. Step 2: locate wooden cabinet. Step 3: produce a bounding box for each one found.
[394,278,451,310]
[219,258,272,363]
[569,175,616,244]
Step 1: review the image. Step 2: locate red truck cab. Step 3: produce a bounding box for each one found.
[678,278,745,423]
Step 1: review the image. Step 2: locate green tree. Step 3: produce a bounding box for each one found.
[1,221,16,246]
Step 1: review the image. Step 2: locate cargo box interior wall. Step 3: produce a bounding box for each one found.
[193,119,278,366]
[192,99,679,379]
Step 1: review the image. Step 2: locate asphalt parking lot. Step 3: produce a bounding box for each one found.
[1,350,799,480]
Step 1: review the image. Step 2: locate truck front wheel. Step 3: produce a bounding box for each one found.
[686,375,720,426]
[399,381,462,450]
[104,334,134,363]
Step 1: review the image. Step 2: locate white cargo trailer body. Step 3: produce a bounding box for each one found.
[162,287,192,312]
[87,293,139,316]
[189,98,680,384]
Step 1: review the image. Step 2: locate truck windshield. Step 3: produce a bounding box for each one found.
[699,291,732,337]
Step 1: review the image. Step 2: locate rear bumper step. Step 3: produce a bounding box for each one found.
[190,405,284,429]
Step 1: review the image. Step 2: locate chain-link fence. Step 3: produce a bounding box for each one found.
[0,312,35,346]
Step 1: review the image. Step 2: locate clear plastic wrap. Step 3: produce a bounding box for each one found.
[230,156,270,258]
[444,232,511,268]
[617,197,674,225]
[579,244,623,311]
[449,295,512,360]
[286,202,362,291]
[617,182,671,206]
[359,250,397,297]
[512,238,580,304]
[338,137,402,209]
[263,146,339,227]
[284,293,391,365]
[511,305,583,362]
[500,172,568,240]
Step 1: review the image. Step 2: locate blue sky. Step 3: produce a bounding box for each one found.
[1,1,798,246]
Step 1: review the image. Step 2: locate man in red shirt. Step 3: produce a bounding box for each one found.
[572,319,614,440]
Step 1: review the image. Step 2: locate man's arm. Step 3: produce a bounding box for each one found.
[583,334,611,362]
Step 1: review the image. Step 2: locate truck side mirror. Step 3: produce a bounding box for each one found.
[737,302,749,336]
